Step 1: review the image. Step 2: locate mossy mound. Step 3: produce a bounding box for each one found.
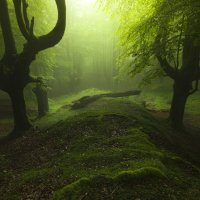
[0,98,200,200]
[53,167,168,200]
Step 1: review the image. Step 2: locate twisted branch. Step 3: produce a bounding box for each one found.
[13,0,31,40]
[155,35,177,79]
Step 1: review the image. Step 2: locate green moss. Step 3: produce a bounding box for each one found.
[1,91,200,200]
[20,168,53,184]
[52,167,166,200]
[52,178,90,200]
[115,167,166,184]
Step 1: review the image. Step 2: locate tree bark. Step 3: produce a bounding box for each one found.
[0,0,17,56]
[33,84,49,117]
[0,0,66,135]
[169,80,190,128]
[9,89,32,131]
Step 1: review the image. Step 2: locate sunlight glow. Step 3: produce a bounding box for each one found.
[82,0,96,5]
[77,0,96,7]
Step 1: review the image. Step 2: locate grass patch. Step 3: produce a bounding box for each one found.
[0,90,200,200]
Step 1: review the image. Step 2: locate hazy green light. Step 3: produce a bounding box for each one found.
[77,0,96,7]
[82,0,96,5]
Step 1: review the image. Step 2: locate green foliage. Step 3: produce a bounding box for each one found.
[99,0,200,82]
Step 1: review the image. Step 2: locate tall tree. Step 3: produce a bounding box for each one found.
[0,0,66,133]
[100,0,200,128]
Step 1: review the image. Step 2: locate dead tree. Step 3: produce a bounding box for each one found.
[0,0,66,133]
[32,82,49,117]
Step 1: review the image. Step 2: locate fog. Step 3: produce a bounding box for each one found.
[0,0,138,134]
[28,0,138,97]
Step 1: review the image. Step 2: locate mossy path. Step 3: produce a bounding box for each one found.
[0,93,200,200]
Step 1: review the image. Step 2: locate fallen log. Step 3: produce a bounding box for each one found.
[71,90,141,110]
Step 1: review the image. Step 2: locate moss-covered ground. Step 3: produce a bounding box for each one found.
[0,89,200,200]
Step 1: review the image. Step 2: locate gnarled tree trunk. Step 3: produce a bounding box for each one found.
[9,88,32,131]
[0,0,66,135]
[169,80,191,128]
[156,34,200,129]
[33,83,49,117]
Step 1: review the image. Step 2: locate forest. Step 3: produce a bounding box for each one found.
[0,0,200,199]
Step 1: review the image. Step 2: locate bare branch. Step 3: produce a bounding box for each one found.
[27,76,43,84]
[189,79,199,95]
[22,0,30,32]
[29,0,66,52]
[13,0,30,40]
[154,35,177,79]
[198,66,200,80]
[0,0,17,56]
[176,15,184,70]
[30,17,35,38]
[156,55,177,79]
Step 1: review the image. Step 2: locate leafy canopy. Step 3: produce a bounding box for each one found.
[99,0,200,82]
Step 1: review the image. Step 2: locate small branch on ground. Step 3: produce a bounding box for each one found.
[79,192,88,200]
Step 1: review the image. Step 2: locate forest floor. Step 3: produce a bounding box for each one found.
[0,88,200,200]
